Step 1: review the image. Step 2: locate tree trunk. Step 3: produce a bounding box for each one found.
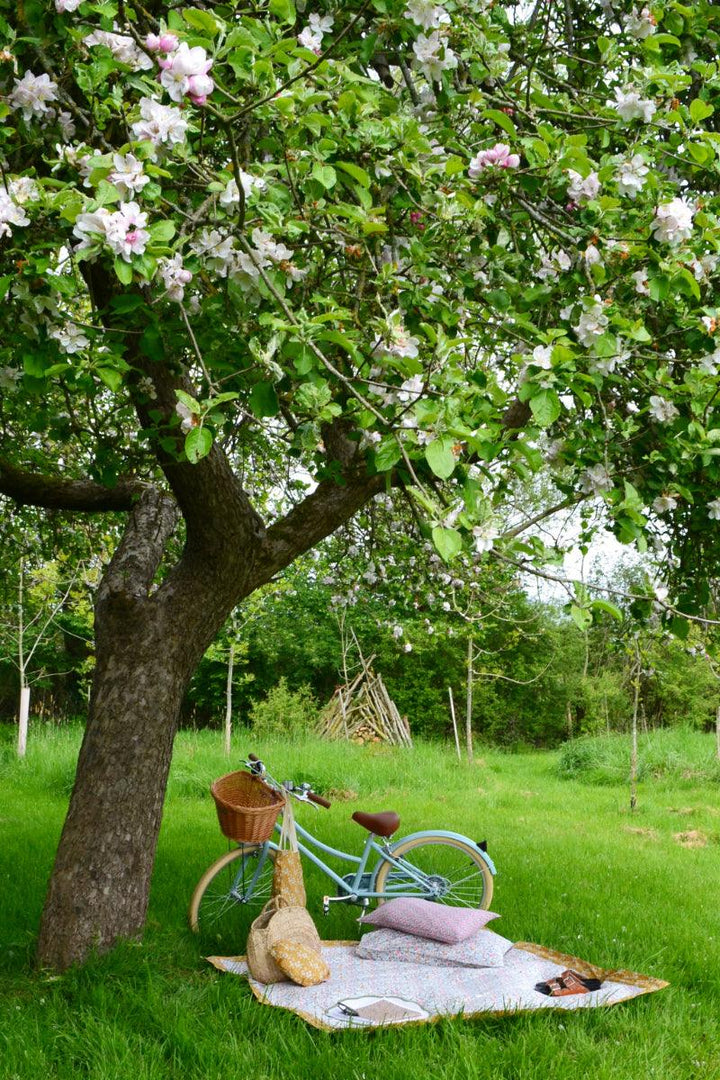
[18,684,30,759]
[466,635,474,765]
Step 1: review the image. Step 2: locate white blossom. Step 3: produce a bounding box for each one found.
[648,395,679,423]
[412,32,457,81]
[579,464,614,495]
[403,642,413,652]
[158,253,192,301]
[83,28,153,71]
[574,297,609,346]
[404,0,450,30]
[471,526,495,553]
[583,243,603,266]
[392,625,404,639]
[9,71,58,120]
[56,0,83,10]
[567,169,600,204]
[698,349,720,376]
[159,43,214,104]
[373,310,420,360]
[626,6,657,39]
[652,198,694,245]
[0,367,21,390]
[468,143,520,176]
[0,188,30,237]
[131,97,188,153]
[708,498,720,521]
[108,153,150,198]
[218,171,267,206]
[632,269,650,295]
[616,154,649,198]
[530,345,553,369]
[297,14,333,52]
[176,401,199,433]
[537,249,572,281]
[690,254,719,283]
[8,177,39,204]
[611,87,656,123]
[653,494,677,514]
[49,323,90,354]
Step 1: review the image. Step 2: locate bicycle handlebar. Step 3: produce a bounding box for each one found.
[307,792,331,809]
[244,754,331,808]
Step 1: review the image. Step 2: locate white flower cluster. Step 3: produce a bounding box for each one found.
[616,154,649,198]
[580,464,614,496]
[158,254,192,302]
[130,97,188,155]
[9,71,58,120]
[611,87,656,123]
[83,27,153,72]
[413,32,457,81]
[297,13,334,54]
[537,249,572,281]
[157,43,214,105]
[708,498,720,521]
[373,310,420,360]
[567,169,600,204]
[0,177,40,238]
[189,226,304,290]
[219,170,267,207]
[625,6,657,39]
[73,202,151,261]
[404,0,450,30]
[108,153,149,198]
[55,0,83,10]
[573,296,609,347]
[648,395,679,423]
[469,143,520,176]
[652,198,694,245]
[49,323,90,354]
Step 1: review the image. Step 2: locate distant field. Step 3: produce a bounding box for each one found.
[1,725,718,1080]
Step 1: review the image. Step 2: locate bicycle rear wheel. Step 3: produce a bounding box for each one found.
[373,834,493,909]
[188,844,274,948]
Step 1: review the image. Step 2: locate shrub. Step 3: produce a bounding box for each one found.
[249,678,318,739]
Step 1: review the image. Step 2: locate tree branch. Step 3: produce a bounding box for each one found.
[0,461,147,512]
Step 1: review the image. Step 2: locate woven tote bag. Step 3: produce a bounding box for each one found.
[246,897,322,984]
[271,795,307,906]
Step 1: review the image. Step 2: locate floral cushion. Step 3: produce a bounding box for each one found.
[270,939,330,987]
[359,898,500,944]
[356,927,513,969]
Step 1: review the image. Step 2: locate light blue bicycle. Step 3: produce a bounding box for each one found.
[189,753,496,945]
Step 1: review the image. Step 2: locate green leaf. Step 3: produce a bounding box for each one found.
[590,599,623,621]
[432,526,462,563]
[374,437,402,472]
[311,163,337,190]
[249,381,280,418]
[689,98,714,123]
[185,426,213,464]
[96,367,123,392]
[481,108,517,138]
[570,604,593,631]
[0,274,12,302]
[335,162,371,188]
[182,7,222,34]
[425,437,457,480]
[269,0,296,23]
[148,220,176,243]
[176,389,201,412]
[529,389,561,428]
[113,258,133,285]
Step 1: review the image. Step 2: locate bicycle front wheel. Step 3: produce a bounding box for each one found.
[188,844,274,946]
[373,834,494,910]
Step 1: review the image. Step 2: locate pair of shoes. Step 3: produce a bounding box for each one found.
[535,969,603,997]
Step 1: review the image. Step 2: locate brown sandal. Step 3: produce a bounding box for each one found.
[535,969,603,996]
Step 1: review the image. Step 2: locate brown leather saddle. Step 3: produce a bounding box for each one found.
[351,810,400,837]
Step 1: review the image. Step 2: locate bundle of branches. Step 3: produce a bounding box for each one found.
[318,657,412,749]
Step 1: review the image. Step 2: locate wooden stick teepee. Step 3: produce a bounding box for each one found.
[317,637,412,748]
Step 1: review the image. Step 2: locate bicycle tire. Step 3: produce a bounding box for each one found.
[188,844,274,944]
[373,833,494,910]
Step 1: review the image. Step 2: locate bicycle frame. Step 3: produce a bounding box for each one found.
[236,812,496,907]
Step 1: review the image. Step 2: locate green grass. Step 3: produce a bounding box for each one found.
[1,724,719,1080]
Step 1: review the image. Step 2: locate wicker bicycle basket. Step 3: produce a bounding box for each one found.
[211,770,284,844]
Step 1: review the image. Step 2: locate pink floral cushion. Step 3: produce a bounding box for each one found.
[356,927,513,968]
[359,898,499,944]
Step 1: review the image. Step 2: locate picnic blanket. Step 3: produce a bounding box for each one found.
[206,940,668,1030]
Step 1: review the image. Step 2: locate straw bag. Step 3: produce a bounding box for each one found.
[271,795,306,906]
[246,896,321,984]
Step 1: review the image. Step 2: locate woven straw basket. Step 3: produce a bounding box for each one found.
[211,770,284,844]
[246,896,322,984]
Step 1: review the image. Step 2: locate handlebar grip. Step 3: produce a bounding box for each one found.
[308,792,331,809]
[248,753,260,762]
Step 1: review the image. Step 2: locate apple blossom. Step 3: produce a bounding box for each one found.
[610,87,656,123]
[653,495,677,514]
[374,311,420,360]
[616,154,649,198]
[468,143,520,176]
[412,32,457,81]
[580,464,614,495]
[160,43,214,104]
[108,154,150,198]
[0,188,30,238]
[145,33,179,53]
[404,1,450,30]
[707,498,720,521]
[175,401,199,433]
[55,0,83,11]
[625,6,657,39]
[130,97,188,152]
[158,254,193,302]
[49,323,90,354]
[537,249,572,280]
[567,169,600,204]
[652,198,695,245]
[9,71,58,120]
[530,345,553,369]
[83,28,153,71]
[632,269,650,295]
[574,298,609,346]
[648,396,679,423]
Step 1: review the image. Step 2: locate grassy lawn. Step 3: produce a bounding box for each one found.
[1,725,719,1080]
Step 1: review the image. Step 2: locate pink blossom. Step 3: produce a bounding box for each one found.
[146,33,179,53]
[159,43,214,103]
[468,143,520,178]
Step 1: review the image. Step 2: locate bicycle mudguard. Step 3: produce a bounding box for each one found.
[384,831,497,876]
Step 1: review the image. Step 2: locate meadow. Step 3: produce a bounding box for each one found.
[1,725,719,1080]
